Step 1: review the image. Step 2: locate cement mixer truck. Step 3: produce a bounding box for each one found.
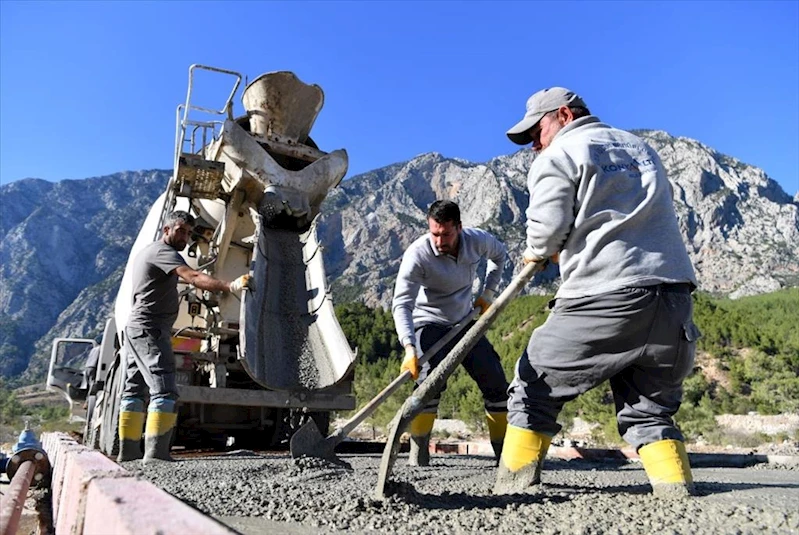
[46,65,357,453]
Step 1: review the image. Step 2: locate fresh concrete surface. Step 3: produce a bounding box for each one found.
[37,430,799,534]
[126,449,799,535]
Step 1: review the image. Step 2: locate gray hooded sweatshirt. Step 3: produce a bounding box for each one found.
[525,116,697,298]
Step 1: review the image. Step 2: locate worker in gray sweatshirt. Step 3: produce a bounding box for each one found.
[392,200,509,464]
[495,87,700,497]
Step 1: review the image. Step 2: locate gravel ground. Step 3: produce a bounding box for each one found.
[124,451,799,534]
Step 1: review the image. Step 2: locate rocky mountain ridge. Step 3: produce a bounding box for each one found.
[0,171,171,379]
[318,130,799,306]
[1,130,797,382]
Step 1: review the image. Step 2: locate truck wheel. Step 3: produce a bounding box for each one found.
[83,394,100,449]
[100,357,123,456]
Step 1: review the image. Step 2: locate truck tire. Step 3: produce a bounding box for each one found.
[99,356,123,456]
[83,394,100,449]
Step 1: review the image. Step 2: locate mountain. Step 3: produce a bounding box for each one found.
[1,131,797,383]
[0,171,171,381]
[318,130,799,306]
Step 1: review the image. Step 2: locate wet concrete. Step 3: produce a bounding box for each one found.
[123,451,799,534]
[245,227,337,390]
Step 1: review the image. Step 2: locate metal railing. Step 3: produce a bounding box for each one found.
[155,65,243,240]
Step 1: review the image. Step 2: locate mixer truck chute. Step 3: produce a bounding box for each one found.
[48,65,357,453]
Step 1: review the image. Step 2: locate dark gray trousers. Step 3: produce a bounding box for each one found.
[121,325,178,412]
[507,283,699,449]
[416,322,509,414]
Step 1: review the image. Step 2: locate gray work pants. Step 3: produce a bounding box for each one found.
[416,322,509,415]
[507,283,700,449]
[121,325,178,412]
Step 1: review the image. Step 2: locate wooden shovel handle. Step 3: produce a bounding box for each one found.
[333,308,480,439]
[401,260,547,410]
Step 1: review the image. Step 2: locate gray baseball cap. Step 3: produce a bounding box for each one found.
[506,87,588,145]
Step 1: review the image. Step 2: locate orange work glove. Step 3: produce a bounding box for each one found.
[474,289,496,316]
[400,344,419,380]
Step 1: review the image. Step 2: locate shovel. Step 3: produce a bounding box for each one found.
[374,259,547,499]
[290,308,481,462]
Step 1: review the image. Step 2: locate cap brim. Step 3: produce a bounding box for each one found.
[506,112,545,145]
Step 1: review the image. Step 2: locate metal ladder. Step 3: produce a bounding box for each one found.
[155,65,243,240]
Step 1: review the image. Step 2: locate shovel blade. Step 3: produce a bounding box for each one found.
[290,419,338,462]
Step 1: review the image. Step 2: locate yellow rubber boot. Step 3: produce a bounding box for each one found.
[493,425,552,495]
[638,439,695,497]
[117,411,145,462]
[486,411,508,462]
[408,412,436,466]
[143,411,177,464]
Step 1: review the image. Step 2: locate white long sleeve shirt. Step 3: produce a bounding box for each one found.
[392,228,507,348]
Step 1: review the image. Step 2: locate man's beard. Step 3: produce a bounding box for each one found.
[167,238,186,251]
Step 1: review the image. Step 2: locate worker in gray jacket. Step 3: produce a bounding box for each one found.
[118,210,250,464]
[494,87,700,497]
[392,200,509,464]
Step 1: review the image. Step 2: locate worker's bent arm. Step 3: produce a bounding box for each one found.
[391,254,423,348]
[525,149,576,258]
[174,265,231,293]
[483,232,507,294]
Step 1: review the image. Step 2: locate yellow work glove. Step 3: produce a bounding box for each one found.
[474,289,496,316]
[229,274,251,294]
[401,344,419,380]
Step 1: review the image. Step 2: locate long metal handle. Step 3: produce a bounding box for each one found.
[332,308,480,440]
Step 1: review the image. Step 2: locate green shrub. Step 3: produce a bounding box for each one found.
[675,394,719,439]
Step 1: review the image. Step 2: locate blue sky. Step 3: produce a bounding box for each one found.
[1,1,797,196]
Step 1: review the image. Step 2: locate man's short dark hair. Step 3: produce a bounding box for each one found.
[569,106,591,119]
[165,210,195,228]
[427,200,461,225]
